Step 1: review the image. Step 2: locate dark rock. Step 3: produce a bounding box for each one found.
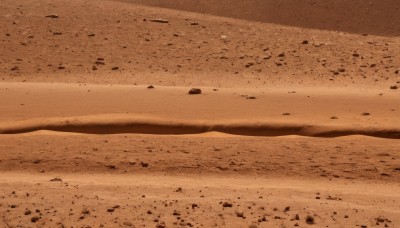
[46,15,59,18]
[31,216,40,223]
[306,215,315,224]
[188,88,202,95]
[222,202,232,207]
[149,19,169,23]
[50,178,62,182]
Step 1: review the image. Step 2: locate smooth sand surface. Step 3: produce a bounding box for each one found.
[0,0,399,227]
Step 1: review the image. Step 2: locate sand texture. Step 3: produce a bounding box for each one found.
[0,0,399,227]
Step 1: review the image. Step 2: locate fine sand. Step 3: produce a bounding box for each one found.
[0,0,399,227]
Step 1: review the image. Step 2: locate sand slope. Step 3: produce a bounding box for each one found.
[123,0,400,36]
[1,0,400,88]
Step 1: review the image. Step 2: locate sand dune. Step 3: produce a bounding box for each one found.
[2,114,400,139]
[122,0,400,36]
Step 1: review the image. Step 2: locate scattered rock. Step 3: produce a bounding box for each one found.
[106,165,116,169]
[53,32,62,35]
[246,96,256,99]
[245,62,254,68]
[123,221,134,227]
[46,15,59,18]
[31,216,40,223]
[25,210,32,215]
[278,52,285,57]
[140,162,149,167]
[111,67,119,71]
[306,215,315,224]
[222,202,232,207]
[175,187,183,192]
[92,65,97,71]
[149,19,169,24]
[282,113,291,116]
[147,85,155,89]
[50,178,62,182]
[188,88,202,95]
[361,112,371,116]
[302,40,309,44]
[236,211,244,218]
[390,85,398,90]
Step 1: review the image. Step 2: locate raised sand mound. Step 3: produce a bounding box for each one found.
[124,0,400,36]
[2,115,400,139]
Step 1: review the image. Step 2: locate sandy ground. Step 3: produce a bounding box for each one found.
[1,0,400,227]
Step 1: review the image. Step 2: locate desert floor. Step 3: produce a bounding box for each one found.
[0,0,399,227]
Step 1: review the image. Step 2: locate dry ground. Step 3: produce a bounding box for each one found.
[0,0,399,227]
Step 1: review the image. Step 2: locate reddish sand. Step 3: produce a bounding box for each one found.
[0,0,399,227]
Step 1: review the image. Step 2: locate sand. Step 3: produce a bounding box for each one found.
[0,0,399,227]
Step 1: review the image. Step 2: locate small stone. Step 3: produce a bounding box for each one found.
[390,85,398,90]
[149,19,169,23]
[50,178,62,182]
[92,65,97,71]
[361,112,371,116]
[111,67,119,70]
[236,211,244,217]
[222,202,232,207]
[306,215,315,224]
[46,15,59,18]
[25,210,32,215]
[246,96,256,99]
[302,40,309,44]
[147,85,155,89]
[123,221,134,227]
[82,208,90,215]
[31,216,40,223]
[188,88,201,95]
